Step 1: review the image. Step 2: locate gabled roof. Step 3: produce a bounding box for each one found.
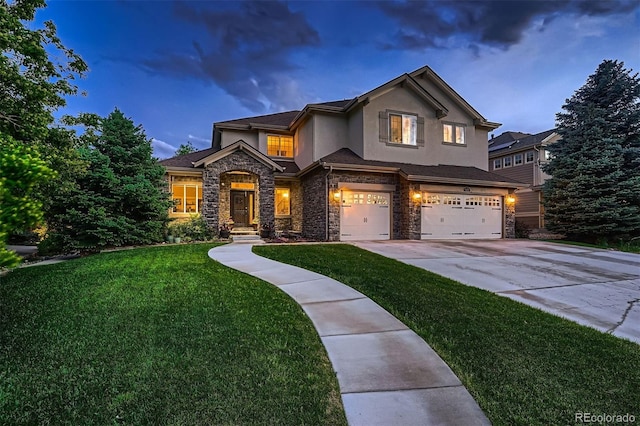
[489,129,557,156]
[193,140,283,171]
[317,148,524,188]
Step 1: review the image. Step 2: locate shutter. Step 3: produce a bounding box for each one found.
[379,111,388,143]
[417,116,425,146]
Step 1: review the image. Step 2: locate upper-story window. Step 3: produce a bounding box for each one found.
[503,156,512,167]
[514,153,523,165]
[493,158,502,169]
[443,123,465,145]
[389,113,417,145]
[267,135,293,158]
[525,151,534,163]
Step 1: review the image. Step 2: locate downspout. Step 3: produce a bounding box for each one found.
[533,145,541,228]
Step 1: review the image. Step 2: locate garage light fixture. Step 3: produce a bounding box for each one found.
[506,195,516,203]
[413,192,422,200]
[333,191,341,199]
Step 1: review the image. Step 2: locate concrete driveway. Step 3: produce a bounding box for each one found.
[354,239,640,344]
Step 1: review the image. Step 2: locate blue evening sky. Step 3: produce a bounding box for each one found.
[36,0,640,158]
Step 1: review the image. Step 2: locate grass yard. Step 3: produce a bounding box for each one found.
[0,244,346,425]
[254,244,640,426]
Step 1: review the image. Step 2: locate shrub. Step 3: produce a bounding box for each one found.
[167,215,214,242]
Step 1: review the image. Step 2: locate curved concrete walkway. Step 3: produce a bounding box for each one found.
[208,242,489,426]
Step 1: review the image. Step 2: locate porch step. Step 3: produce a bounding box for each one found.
[230,234,264,243]
[230,227,258,235]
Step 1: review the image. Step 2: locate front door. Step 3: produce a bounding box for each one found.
[231,191,251,227]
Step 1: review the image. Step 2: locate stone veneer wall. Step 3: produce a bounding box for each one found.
[273,179,303,234]
[400,177,421,240]
[326,171,400,241]
[505,195,516,238]
[301,168,328,240]
[202,150,275,233]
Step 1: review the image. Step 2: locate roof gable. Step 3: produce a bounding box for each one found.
[193,140,284,171]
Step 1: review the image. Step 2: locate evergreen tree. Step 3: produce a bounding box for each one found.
[543,60,640,242]
[42,109,172,253]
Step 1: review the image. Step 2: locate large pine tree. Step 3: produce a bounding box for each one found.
[543,60,640,242]
[42,109,172,252]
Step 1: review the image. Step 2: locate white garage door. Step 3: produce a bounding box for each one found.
[421,194,502,239]
[340,191,391,241]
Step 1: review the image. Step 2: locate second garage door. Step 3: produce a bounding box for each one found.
[340,191,391,241]
[421,194,502,239]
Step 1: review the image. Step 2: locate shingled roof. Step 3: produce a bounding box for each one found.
[489,129,556,156]
[320,148,524,186]
[158,147,217,168]
[215,110,300,128]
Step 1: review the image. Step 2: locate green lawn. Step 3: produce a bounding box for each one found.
[0,244,346,425]
[254,244,640,426]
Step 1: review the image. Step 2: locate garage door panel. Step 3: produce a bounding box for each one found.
[421,194,502,239]
[340,191,390,241]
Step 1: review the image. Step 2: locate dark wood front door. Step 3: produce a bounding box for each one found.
[231,191,250,227]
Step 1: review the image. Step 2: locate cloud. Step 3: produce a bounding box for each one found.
[151,137,177,159]
[375,0,639,51]
[139,1,320,113]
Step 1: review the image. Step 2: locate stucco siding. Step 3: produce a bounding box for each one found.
[314,114,349,161]
[295,118,314,170]
[362,85,488,169]
[347,108,364,158]
[220,130,259,150]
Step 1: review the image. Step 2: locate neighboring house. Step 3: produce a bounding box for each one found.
[488,129,561,229]
[160,65,524,241]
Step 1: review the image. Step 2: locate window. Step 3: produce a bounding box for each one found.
[443,196,461,205]
[493,158,502,169]
[389,113,417,145]
[275,188,290,215]
[503,156,512,167]
[443,123,465,144]
[514,153,523,165]
[423,194,440,205]
[465,196,482,206]
[171,181,203,214]
[484,197,501,207]
[525,151,534,163]
[343,192,364,205]
[367,194,388,205]
[267,135,293,157]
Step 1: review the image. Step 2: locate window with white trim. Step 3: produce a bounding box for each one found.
[503,156,512,167]
[443,123,465,144]
[389,113,417,145]
[267,135,293,158]
[423,194,440,205]
[514,153,523,165]
[443,196,461,205]
[493,158,502,169]
[465,196,482,206]
[484,197,501,207]
[171,178,203,214]
[525,151,534,163]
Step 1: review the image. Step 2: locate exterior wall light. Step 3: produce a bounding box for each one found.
[506,195,516,204]
[413,192,422,200]
[333,191,341,199]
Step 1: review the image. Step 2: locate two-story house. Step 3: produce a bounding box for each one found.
[488,129,561,229]
[160,65,523,241]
